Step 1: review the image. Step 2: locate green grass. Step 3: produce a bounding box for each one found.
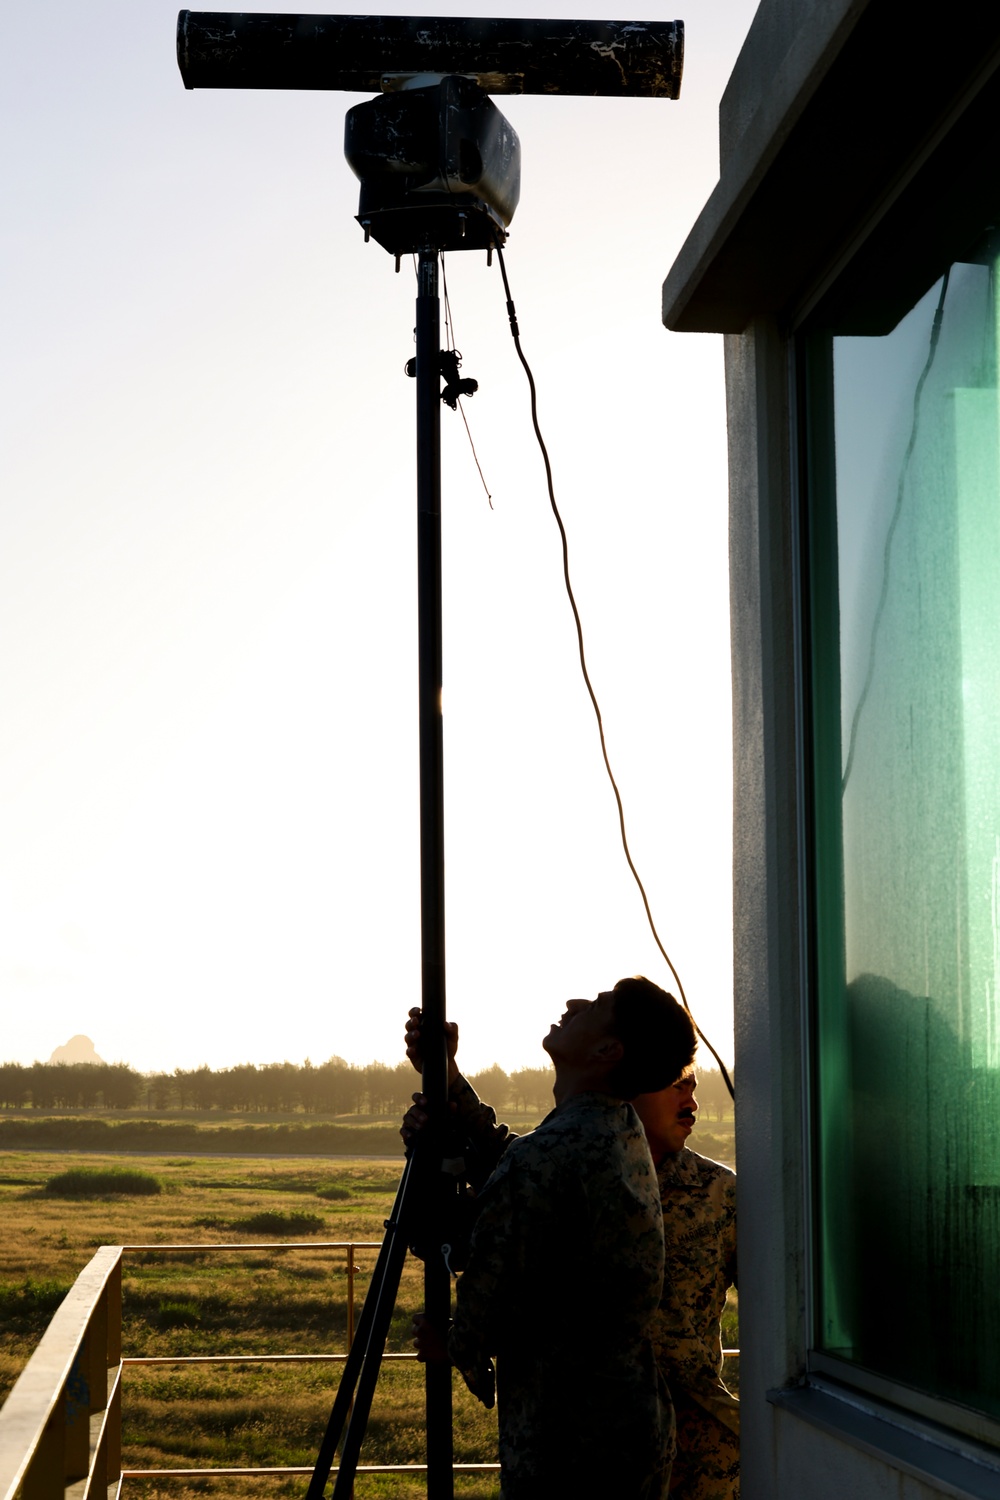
[721,1288,740,1396]
[0,1115,410,1156]
[686,1122,735,1165]
[44,1166,162,1197]
[232,1211,326,1236]
[0,1150,504,1499]
[155,1299,202,1329]
[0,1277,70,1326]
[0,1103,562,1160]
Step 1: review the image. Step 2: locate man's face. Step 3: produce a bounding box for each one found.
[659,1069,698,1153]
[542,991,618,1067]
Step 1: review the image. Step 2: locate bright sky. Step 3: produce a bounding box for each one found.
[1,0,755,1077]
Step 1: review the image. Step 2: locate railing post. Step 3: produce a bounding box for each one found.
[103,1368,123,1488]
[95,1254,123,1492]
[106,1255,122,1366]
[346,1245,355,1350]
[86,1290,109,1416]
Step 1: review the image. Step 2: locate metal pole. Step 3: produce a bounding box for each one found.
[415,247,453,1500]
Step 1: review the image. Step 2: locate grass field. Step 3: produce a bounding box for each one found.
[0,1151,500,1498]
[0,1128,738,1498]
[0,1108,736,1162]
[0,1114,411,1157]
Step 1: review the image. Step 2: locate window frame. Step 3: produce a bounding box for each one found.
[795,319,1000,1455]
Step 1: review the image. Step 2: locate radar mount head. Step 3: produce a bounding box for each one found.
[177,10,685,258]
[345,73,520,257]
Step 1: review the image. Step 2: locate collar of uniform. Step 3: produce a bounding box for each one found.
[549,1090,631,1121]
[657,1144,704,1187]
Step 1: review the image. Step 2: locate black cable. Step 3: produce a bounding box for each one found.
[494,244,734,1098]
[841,269,950,793]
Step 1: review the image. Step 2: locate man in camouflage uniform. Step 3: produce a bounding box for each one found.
[634,1072,739,1499]
[410,977,697,1500]
[406,1009,739,1499]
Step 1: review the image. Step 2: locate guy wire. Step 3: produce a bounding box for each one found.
[494,243,734,1099]
[441,255,493,509]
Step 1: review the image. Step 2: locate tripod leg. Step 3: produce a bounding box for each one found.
[330,1222,411,1499]
[306,1156,413,1500]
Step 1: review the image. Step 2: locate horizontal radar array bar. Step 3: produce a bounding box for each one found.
[176,11,684,97]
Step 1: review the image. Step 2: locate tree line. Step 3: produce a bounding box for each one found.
[0,1058,556,1116]
[0,1058,733,1119]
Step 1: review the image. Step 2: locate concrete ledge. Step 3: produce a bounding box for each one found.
[662,0,1000,334]
[769,1382,1000,1500]
[662,0,865,332]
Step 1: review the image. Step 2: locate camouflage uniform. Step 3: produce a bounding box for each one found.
[655,1148,739,1499]
[449,1076,739,1498]
[448,1088,673,1500]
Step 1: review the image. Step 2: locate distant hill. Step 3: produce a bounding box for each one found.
[48,1035,107,1066]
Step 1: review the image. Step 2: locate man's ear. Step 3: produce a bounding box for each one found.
[591,1036,624,1065]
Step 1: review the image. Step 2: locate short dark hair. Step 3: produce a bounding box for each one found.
[605,976,697,1099]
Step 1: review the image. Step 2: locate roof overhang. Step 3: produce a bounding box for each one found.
[663,0,1000,336]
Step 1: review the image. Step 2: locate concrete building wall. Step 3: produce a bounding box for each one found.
[725,317,807,1498]
[664,2,1000,1492]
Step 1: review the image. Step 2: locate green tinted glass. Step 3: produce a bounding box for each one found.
[810,252,1000,1415]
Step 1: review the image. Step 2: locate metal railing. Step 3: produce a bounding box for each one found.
[0,1240,738,1494]
[118,1239,382,1362]
[116,1239,476,1485]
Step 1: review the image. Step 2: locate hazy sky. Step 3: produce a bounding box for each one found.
[1,0,755,1076]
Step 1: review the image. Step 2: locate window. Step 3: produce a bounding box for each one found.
[806,242,1000,1431]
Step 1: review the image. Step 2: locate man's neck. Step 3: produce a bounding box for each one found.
[552,1068,617,1107]
[645,1129,682,1166]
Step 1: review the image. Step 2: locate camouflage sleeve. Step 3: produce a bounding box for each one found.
[447,1155,516,1405]
[449,1074,519,1189]
[723,1172,738,1290]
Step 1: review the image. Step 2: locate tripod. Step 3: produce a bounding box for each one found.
[306,247,463,1500]
[306,1148,459,1500]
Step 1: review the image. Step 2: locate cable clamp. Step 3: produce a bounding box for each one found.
[403,349,479,409]
[439,348,478,409]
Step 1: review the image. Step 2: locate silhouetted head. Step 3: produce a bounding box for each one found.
[543,975,696,1101]
[605,976,696,1099]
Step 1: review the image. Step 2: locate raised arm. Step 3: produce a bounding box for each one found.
[402,1007,519,1182]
